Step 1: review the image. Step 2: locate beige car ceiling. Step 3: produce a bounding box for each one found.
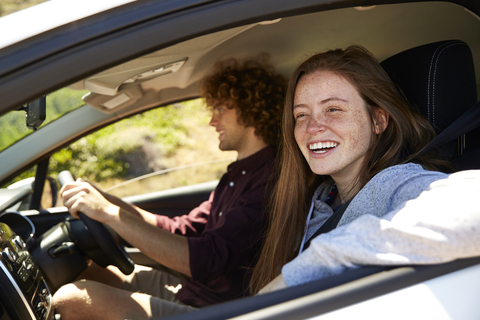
[73,2,480,114]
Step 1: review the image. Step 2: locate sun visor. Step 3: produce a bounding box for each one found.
[84,58,187,96]
[82,86,143,113]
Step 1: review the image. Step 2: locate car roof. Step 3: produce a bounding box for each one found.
[0,0,478,116]
[0,0,135,50]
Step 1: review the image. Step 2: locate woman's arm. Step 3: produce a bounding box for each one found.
[257,274,287,295]
[282,170,480,287]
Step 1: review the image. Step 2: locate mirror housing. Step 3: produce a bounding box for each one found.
[24,96,46,130]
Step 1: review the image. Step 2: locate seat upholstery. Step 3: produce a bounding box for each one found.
[381,40,479,169]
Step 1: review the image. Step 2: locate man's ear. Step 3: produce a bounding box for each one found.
[373,107,389,134]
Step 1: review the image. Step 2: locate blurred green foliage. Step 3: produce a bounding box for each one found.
[1,83,209,187]
[0,111,29,152]
[0,88,88,152]
[48,88,90,122]
[0,0,47,17]
[0,88,88,187]
[49,100,206,182]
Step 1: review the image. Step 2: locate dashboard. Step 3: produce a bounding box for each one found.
[0,223,52,320]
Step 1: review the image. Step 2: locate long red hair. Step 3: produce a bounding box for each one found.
[250,45,448,293]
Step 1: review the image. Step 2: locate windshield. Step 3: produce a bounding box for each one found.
[0,88,88,152]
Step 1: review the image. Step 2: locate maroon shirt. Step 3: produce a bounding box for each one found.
[155,146,276,307]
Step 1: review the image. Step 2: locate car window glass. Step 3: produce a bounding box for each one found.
[0,164,55,211]
[0,0,47,17]
[48,99,235,200]
[0,88,88,153]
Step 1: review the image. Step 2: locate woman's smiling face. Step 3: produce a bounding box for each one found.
[293,70,383,186]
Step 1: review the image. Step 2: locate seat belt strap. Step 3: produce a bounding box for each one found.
[420,100,480,156]
[303,199,352,250]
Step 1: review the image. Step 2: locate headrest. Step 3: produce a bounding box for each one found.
[381,40,477,135]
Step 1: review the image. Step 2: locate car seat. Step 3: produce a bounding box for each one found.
[380,40,480,170]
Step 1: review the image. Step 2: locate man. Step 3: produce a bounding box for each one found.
[53,57,286,319]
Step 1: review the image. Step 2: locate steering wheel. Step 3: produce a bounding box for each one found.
[58,171,134,275]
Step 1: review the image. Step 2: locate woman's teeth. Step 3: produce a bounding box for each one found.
[309,142,338,153]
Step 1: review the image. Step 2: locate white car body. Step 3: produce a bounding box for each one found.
[0,0,478,319]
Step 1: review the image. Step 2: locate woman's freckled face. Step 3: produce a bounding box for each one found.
[293,70,374,185]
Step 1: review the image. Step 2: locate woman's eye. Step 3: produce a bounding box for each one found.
[295,113,306,120]
[327,107,339,112]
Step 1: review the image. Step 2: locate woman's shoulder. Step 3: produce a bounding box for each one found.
[371,163,447,185]
[367,163,448,199]
[376,162,437,176]
[339,163,448,226]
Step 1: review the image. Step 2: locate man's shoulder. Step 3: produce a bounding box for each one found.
[227,146,277,174]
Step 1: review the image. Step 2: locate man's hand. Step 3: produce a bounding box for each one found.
[60,179,119,224]
[60,178,192,277]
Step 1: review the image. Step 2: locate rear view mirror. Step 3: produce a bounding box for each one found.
[24,96,46,130]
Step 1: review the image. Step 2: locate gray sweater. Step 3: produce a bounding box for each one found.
[282,163,480,287]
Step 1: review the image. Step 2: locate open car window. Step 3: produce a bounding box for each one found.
[0,88,87,153]
[1,97,235,211]
[47,98,235,201]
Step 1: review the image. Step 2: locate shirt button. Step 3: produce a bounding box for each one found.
[229,181,234,187]
[219,212,223,217]
[242,171,246,175]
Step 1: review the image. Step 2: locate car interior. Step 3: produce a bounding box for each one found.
[0,1,479,319]
[380,39,480,169]
[164,36,480,320]
[161,36,480,320]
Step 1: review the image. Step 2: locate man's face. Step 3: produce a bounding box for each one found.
[209,105,251,152]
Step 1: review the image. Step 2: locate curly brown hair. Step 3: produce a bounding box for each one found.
[201,56,287,146]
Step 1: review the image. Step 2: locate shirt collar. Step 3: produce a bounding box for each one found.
[227,145,276,174]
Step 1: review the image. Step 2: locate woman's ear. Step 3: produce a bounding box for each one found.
[373,107,389,134]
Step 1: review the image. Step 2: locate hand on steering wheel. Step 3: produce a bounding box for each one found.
[58,171,134,275]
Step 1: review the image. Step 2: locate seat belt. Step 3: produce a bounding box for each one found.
[302,100,480,250]
[419,100,480,156]
[303,199,352,250]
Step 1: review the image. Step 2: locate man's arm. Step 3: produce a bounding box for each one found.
[87,180,158,227]
[108,206,192,277]
[92,179,210,237]
[61,180,192,277]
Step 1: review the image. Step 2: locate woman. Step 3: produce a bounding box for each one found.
[250,45,475,293]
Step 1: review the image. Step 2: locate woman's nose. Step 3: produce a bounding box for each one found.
[306,116,327,134]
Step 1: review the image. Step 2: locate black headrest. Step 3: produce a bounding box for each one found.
[381,40,477,135]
